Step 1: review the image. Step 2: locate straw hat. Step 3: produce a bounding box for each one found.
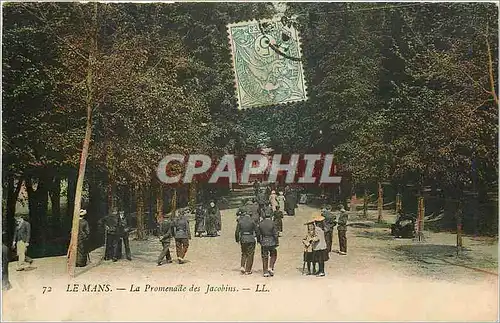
[305,212,325,224]
[79,209,87,217]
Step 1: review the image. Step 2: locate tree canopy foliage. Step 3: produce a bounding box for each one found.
[2,2,498,247]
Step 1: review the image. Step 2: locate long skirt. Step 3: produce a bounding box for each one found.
[76,240,88,267]
[312,249,329,263]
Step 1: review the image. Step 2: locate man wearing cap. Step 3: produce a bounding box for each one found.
[157,215,174,266]
[321,205,337,253]
[76,209,91,267]
[257,211,279,277]
[117,211,132,261]
[337,206,348,255]
[173,209,191,264]
[235,210,258,275]
[12,216,32,271]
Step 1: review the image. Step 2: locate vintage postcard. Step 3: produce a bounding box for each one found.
[2,1,498,322]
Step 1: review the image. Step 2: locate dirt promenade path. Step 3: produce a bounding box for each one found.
[3,205,498,321]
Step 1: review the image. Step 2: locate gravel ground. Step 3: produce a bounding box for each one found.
[2,205,498,321]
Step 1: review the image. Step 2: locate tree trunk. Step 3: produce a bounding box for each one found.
[49,176,61,222]
[415,196,425,242]
[377,182,383,222]
[456,204,463,255]
[171,189,177,217]
[5,177,23,245]
[395,192,402,214]
[363,189,368,218]
[67,2,98,277]
[136,185,145,240]
[189,180,197,209]
[156,185,163,223]
[26,175,49,255]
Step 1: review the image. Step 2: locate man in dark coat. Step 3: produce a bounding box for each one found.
[12,216,32,271]
[117,211,132,261]
[98,211,120,261]
[321,205,337,253]
[257,211,279,277]
[157,215,174,266]
[272,205,284,236]
[76,209,91,267]
[205,202,218,237]
[173,210,191,264]
[284,186,296,216]
[194,205,206,237]
[337,206,348,255]
[256,189,268,219]
[235,210,258,275]
[253,179,260,197]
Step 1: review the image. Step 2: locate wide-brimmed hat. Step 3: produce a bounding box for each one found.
[79,209,87,216]
[271,190,276,194]
[305,212,325,224]
[279,191,284,195]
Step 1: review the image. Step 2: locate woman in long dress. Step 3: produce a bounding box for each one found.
[76,209,90,267]
[269,190,278,211]
[277,191,285,212]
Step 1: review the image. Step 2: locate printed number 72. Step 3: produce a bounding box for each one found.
[42,286,52,294]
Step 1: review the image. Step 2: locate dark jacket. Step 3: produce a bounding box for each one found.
[235,216,257,244]
[78,218,90,241]
[173,216,191,239]
[338,211,348,231]
[159,218,174,242]
[257,218,279,247]
[99,214,118,234]
[117,214,131,237]
[13,220,30,244]
[322,210,337,232]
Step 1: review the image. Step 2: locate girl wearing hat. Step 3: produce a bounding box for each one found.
[302,223,319,275]
[303,213,329,276]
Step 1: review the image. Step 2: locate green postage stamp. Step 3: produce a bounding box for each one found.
[227,18,308,109]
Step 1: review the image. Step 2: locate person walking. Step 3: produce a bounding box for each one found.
[235,210,258,275]
[173,210,191,264]
[273,205,284,236]
[277,191,285,213]
[98,211,120,261]
[284,186,296,216]
[194,205,206,237]
[76,209,90,267]
[269,190,278,212]
[256,189,267,219]
[257,212,279,277]
[157,215,174,266]
[117,211,132,261]
[205,202,218,237]
[337,206,348,255]
[12,216,32,271]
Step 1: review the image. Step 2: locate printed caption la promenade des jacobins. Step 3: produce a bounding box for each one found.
[63,283,271,295]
